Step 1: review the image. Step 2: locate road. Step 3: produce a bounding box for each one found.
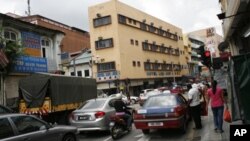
[77,99,199,141]
[78,122,196,141]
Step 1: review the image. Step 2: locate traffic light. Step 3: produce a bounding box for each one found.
[197,45,211,68]
[202,50,212,68]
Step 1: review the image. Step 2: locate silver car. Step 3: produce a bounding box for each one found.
[69,97,116,132]
[0,114,79,141]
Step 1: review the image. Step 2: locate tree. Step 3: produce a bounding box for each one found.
[0,28,24,75]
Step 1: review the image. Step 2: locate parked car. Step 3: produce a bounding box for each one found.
[170,85,185,94]
[0,113,79,141]
[134,93,191,134]
[138,89,161,106]
[139,89,154,98]
[109,93,137,105]
[0,105,14,114]
[69,97,116,132]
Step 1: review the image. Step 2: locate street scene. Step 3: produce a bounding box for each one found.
[1,0,250,141]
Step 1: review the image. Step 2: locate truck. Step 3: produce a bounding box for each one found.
[18,73,97,124]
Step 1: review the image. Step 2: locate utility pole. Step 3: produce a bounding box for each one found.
[26,0,31,16]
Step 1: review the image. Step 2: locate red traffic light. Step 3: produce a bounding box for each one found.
[204,51,211,57]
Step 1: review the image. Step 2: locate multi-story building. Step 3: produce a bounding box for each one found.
[0,13,64,107]
[88,0,189,95]
[188,27,223,57]
[20,15,90,59]
[185,27,223,78]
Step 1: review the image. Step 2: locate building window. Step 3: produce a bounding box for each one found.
[70,72,75,76]
[140,23,147,30]
[135,40,138,46]
[137,61,141,67]
[4,30,17,41]
[118,15,126,24]
[128,18,132,24]
[97,62,115,72]
[95,38,113,49]
[133,20,136,25]
[130,39,134,45]
[41,38,52,58]
[157,29,164,36]
[142,42,149,50]
[93,15,111,27]
[77,71,82,77]
[151,44,158,52]
[84,70,90,77]
[148,26,156,33]
[160,46,166,53]
[133,61,136,66]
[144,62,151,70]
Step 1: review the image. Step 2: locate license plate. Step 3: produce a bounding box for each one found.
[109,122,115,126]
[78,115,89,120]
[148,122,163,126]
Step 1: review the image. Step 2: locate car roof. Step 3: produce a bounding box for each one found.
[0,113,26,118]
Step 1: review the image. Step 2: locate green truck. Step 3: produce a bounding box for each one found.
[18,73,97,124]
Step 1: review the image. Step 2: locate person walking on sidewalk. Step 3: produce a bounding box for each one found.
[206,80,227,133]
[187,83,202,129]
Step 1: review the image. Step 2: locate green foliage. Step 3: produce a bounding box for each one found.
[0,27,25,73]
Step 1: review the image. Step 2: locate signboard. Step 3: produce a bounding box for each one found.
[21,31,41,49]
[11,56,47,73]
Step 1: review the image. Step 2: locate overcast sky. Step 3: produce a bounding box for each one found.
[0,0,223,36]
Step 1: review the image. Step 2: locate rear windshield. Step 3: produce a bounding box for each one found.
[144,95,177,107]
[79,99,106,110]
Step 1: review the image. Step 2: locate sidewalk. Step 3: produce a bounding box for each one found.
[189,106,242,141]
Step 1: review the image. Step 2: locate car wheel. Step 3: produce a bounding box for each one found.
[142,129,150,134]
[62,134,76,141]
[131,99,136,104]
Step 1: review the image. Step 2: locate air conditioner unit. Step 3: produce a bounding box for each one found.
[98,37,103,40]
[145,40,148,42]
[153,41,156,44]
[142,19,146,23]
[150,22,154,26]
[159,26,162,29]
[96,13,101,17]
[146,59,150,62]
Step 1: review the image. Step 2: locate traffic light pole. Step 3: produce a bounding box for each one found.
[209,50,214,81]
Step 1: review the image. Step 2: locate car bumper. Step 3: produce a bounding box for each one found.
[70,118,109,131]
[134,116,184,129]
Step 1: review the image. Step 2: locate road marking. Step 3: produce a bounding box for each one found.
[103,136,111,141]
[135,133,144,138]
[137,135,150,141]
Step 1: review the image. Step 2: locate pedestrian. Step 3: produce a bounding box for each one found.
[187,83,202,129]
[206,80,227,133]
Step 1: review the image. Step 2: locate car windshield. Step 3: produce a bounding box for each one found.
[79,99,106,110]
[143,95,177,107]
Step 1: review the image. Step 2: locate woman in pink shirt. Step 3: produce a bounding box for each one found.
[206,80,227,133]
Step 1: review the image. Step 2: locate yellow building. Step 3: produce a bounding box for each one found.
[89,0,189,95]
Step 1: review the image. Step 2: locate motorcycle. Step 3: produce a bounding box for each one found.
[109,109,133,140]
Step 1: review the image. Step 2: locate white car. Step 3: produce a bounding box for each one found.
[109,93,139,105]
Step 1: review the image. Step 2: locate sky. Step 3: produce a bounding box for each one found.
[0,0,223,36]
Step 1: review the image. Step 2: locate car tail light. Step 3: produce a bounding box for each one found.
[174,106,182,116]
[69,112,76,120]
[133,111,145,119]
[95,111,105,118]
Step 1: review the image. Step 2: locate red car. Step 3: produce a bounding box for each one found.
[133,93,191,134]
